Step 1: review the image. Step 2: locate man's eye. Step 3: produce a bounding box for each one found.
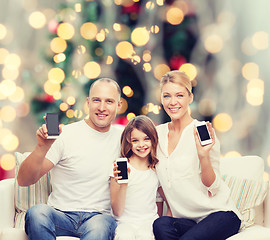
[163,95,170,98]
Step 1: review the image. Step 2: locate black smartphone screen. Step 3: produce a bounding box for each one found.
[197,125,211,141]
[46,113,59,136]
[117,161,128,180]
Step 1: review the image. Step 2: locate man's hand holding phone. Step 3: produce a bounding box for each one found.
[36,113,62,149]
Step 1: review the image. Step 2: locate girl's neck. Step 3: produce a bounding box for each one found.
[129,155,149,170]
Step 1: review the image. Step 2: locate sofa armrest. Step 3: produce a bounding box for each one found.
[0,178,15,229]
[264,182,270,227]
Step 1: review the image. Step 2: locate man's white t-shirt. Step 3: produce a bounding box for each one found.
[45,120,123,213]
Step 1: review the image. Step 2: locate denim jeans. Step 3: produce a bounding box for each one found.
[25,204,117,240]
[153,211,241,240]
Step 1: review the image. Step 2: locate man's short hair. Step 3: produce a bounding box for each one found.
[89,78,121,99]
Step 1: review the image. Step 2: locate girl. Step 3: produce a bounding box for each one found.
[110,115,170,240]
[153,70,242,240]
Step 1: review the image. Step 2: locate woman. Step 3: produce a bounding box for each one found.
[153,70,242,240]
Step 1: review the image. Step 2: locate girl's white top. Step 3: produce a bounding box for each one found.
[114,163,159,224]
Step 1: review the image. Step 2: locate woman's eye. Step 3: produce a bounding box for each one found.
[177,94,183,97]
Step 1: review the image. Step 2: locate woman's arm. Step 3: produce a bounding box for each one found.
[194,122,218,196]
[157,186,172,216]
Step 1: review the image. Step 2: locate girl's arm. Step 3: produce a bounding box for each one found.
[110,162,128,217]
[157,186,172,217]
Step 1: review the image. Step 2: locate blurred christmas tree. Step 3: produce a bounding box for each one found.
[31,0,198,125]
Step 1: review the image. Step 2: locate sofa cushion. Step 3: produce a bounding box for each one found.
[14,152,52,229]
[222,174,268,227]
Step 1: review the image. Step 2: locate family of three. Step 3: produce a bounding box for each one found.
[17,70,242,240]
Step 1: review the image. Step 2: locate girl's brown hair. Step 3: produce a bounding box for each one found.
[160,70,192,95]
[120,115,159,168]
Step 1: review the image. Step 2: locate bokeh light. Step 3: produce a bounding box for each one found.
[131,27,150,46]
[57,22,75,40]
[8,86,25,103]
[179,63,197,81]
[246,78,264,106]
[5,53,21,70]
[242,62,259,80]
[166,7,184,25]
[28,11,46,29]
[0,23,7,39]
[60,102,69,111]
[0,48,9,64]
[53,53,66,63]
[1,134,19,151]
[0,105,16,122]
[154,63,170,80]
[2,67,19,80]
[67,96,76,105]
[44,80,61,95]
[251,31,268,50]
[0,80,16,96]
[213,113,233,132]
[123,86,134,97]
[83,61,101,79]
[204,34,224,53]
[115,41,134,59]
[80,22,98,40]
[50,37,67,53]
[66,109,74,118]
[48,67,65,84]
[0,153,16,171]
[127,112,136,120]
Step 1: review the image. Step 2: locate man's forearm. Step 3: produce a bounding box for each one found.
[17,145,50,186]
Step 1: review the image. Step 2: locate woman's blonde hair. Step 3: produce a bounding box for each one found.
[120,115,159,168]
[160,70,192,95]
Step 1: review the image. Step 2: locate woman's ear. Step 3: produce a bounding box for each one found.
[189,93,194,104]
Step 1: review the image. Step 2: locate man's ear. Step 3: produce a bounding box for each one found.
[86,97,90,105]
[117,100,123,114]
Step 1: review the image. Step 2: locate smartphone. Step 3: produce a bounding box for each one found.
[196,121,213,146]
[116,158,128,184]
[46,113,59,139]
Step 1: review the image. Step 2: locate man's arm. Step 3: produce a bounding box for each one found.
[17,122,60,186]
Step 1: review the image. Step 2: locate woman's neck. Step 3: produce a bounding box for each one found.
[170,115,194,132]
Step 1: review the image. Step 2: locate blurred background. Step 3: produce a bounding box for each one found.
[0,0,270,180]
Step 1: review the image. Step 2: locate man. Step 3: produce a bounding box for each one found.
[17,78,123,240]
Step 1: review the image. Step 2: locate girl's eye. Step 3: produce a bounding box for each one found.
[131,139,138,143]
[145,137,150,141]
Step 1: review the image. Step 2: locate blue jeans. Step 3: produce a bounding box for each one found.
[25,204,117,240]
[153,211,241,240]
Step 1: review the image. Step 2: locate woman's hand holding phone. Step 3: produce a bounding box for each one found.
[194,121,215,159]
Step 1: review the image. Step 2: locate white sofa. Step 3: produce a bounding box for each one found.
[1,155,270,240]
